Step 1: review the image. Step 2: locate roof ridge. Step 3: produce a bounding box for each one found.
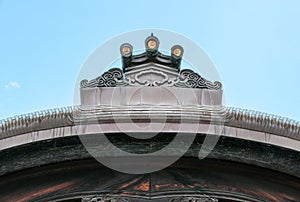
[0,106,299,140]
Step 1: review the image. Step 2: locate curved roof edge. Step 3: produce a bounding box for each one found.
[0,106,299,141]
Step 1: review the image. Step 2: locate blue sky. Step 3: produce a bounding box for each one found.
[0,0,300,121]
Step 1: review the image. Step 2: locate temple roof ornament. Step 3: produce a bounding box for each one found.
[120,33,183,72]
[80,34,222,90]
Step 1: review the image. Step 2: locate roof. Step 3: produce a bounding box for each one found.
[0,106,299,146]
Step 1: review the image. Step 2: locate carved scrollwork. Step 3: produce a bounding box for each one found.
[174,69,222,90]
[124,69,179,87]
[81,196,129,202]
[80,68,221,89]
[170,196,218,202]
[80,68,125,88]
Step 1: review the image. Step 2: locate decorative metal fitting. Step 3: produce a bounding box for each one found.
[120,43,133,58]
[145,33,160,55]
[171,45,184,59]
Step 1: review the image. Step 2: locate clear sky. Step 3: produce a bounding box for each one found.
[0,0,300,121]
